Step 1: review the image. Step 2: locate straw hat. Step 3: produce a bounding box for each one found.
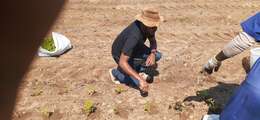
[136,7,162,27]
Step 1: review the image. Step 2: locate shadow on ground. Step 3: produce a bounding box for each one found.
[184,82,240,114]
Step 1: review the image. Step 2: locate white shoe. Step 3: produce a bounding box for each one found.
[109,68,120,84]
[202,114,220,120]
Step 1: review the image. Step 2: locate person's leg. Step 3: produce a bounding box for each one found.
[111,68,139,87]
[111,56,140,86]
[133,45,162,72]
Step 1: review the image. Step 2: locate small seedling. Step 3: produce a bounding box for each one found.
[113,108,119,115]
[197,90,222,114]
[174,101,185,112]
[205,98,222,114]
[41,37,56,52]
[83,100,96,115]
[144,101,158,114]
[38,107,53,118]
[87,86,97,96]
[115,86,127,94]
[144,102,151,112]
[31,89,43,96]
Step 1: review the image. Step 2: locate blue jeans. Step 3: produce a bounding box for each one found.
[112,51,161,87]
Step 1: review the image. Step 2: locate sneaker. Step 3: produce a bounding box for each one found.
[202,114,219,120]
[109,68,120,84]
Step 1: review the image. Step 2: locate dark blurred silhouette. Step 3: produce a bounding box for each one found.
[0,0,66,119]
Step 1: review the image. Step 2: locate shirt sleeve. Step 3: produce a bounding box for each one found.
[122,35,139,57]
[148,36,157,50]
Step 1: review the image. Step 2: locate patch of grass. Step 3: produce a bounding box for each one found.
[83,100,96,115]
[115,86,127,94]
[41,36,55,52]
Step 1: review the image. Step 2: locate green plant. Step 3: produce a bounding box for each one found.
[31,89,43,96]
[87,86,97,96]
[83,100,96,115]
[196,90,222,114]
[174,101,185,112]
[205,98,222,114]
[115,86,126,94]
[113,107,119,115]
[41,37,55,51]
[38,107,53,118]
[144,102,151,112]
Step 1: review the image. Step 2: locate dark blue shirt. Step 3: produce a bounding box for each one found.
[241,12,260,42]
[112,21,156,58]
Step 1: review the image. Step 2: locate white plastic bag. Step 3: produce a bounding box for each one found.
[202,114,219,120]
[38,32,72,57]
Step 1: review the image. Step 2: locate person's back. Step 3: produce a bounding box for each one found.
[112,20,146,61]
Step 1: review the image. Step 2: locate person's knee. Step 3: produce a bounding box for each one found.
[155,51,162,61]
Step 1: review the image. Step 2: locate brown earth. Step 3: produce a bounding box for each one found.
[13,0,260,120]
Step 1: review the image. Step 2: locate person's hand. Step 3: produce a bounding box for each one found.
[146,53,156,66]
[139,79,149,92]
[202,56,222,74]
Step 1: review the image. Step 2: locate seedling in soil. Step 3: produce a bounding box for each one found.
[38,107,53,118]
[113,107,119,115]
[31,89,43,96]
[174,101,185,112]
[83,100,96,115]
[41,37,56,52]
[196,90,222,114]
[144,102,151,112]
[205,98,222,114]
[115,86,127,94]
[87,86,97,96]
[144,101,158,114]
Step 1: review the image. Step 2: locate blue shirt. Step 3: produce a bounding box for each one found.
[220,58,260,120]
[241,12,260,42]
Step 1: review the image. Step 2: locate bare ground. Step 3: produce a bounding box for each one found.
[13,0,260,120]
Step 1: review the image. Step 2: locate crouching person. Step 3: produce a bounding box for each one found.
[109,8,162,95]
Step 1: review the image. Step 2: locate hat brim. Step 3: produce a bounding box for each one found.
[135,14,161,27]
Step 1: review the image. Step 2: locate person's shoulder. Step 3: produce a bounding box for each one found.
[125,21,142,37]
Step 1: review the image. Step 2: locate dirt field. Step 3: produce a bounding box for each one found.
[13,0,260,120]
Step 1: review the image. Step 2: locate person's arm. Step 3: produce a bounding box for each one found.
[149,36,157,52]
[146,36,157,66]
[203,32,256,74]
[119,53,148,91]
[0,0,66,120]
[120,35,149,91]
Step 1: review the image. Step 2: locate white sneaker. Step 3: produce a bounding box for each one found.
[109,68,120,84]
[202,114,220,120]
